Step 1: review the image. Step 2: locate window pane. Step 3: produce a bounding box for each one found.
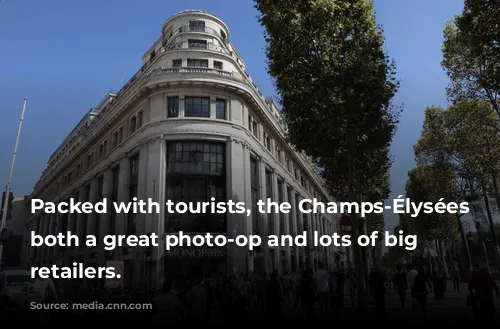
[167,97,179,117]
[165,141,226,233]
[216,99,226,119]
[185,97,210,117]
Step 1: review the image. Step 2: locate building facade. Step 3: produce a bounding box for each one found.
[26,10,345,287]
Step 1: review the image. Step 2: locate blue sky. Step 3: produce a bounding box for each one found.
[0,0,467,231]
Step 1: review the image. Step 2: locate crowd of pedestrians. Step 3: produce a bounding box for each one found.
[369,262,499,322]
[150,261,500,326]
[151,261,350,326]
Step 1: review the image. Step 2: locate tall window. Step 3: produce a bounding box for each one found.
[266,170,274,235]
[96,176,104,240]
[110,167,120,234]
[128,155,139,234]
[188,39,207,49]
[278,179,285,235]
[216,99,226,119]
[187,59,208,68]
[165,141,226,233]
[287,187,294,236]
[82,185,91,239]
[167,97,179,117]
[295,194,302,232]
[251,158,260,235]
[185,97,210,117]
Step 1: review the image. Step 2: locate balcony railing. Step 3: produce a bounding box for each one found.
[176,25,222,38]
[165,42,231,55]
[148,67,239,79]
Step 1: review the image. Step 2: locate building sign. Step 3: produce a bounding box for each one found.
[165,246,226,258]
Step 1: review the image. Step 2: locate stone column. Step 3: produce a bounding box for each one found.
[288,187,299,271]
[115,156,130,259]
[258,158,270,274]
[228,138,248,275]
[243,143,253,275]
[75,185,88,262]
[98,169,113,266]
[270,170,280,273]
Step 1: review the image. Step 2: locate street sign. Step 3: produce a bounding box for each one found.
[339,215,353,236]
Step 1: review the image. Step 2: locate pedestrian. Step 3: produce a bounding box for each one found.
[312,262,330,315]
[451,266,460,292]
[468,262,499,322]
[393,265,408,308]
[413,268,432,316]
[369,268,387,314]
[151,278,186,328]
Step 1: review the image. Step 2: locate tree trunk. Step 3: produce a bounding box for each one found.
[347,150,367,310]
[437,239,449,277]
[456,214,473,277]
[480,174,500,266]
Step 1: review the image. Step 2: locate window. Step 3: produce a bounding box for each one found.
[221,30,227,41]
[188,39,207,49]
[130,116,137,133]
[287,187,294,235]
[214,61,223,70]
[276,147,282,163]
[295,194,302,231]
[110,167,120,234]
[103,141,107,155]
[252,121,258,137]
[187,59,208,67]
[266,170,274,235]
[185,97,210,117]
[96,176,104,240]
[216,99,226,119]
[286,158,291,172]
[265,133,272,151]
[113,131,119,147]
[165,141,226,233]
[128,154,139,234]
[76,163,81,176]
[99,144,104,158]
[137,111,143,128]
[189,20,205,32]
[294,168,299,180]
[250,158,260,234]
[167,97,179,118]
[278,179,285,235]
[86,153,93,169]
[172,59,182,68]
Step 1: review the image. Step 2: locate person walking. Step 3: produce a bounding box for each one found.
[312,262,330,315]
[468,262,499,322]
[393,265,408,308]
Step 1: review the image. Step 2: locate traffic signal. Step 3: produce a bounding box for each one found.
[0,191,14,221]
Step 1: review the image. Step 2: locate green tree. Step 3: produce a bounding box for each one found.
[254,0,400,308]
[442,0,500,122]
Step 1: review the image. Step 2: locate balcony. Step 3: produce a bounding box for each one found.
[146,67,241,81]
[175,25,222,39]
[165,42,231,55]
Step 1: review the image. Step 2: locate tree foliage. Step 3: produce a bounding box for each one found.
[442,0,500,121]
[254,0,400,170]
